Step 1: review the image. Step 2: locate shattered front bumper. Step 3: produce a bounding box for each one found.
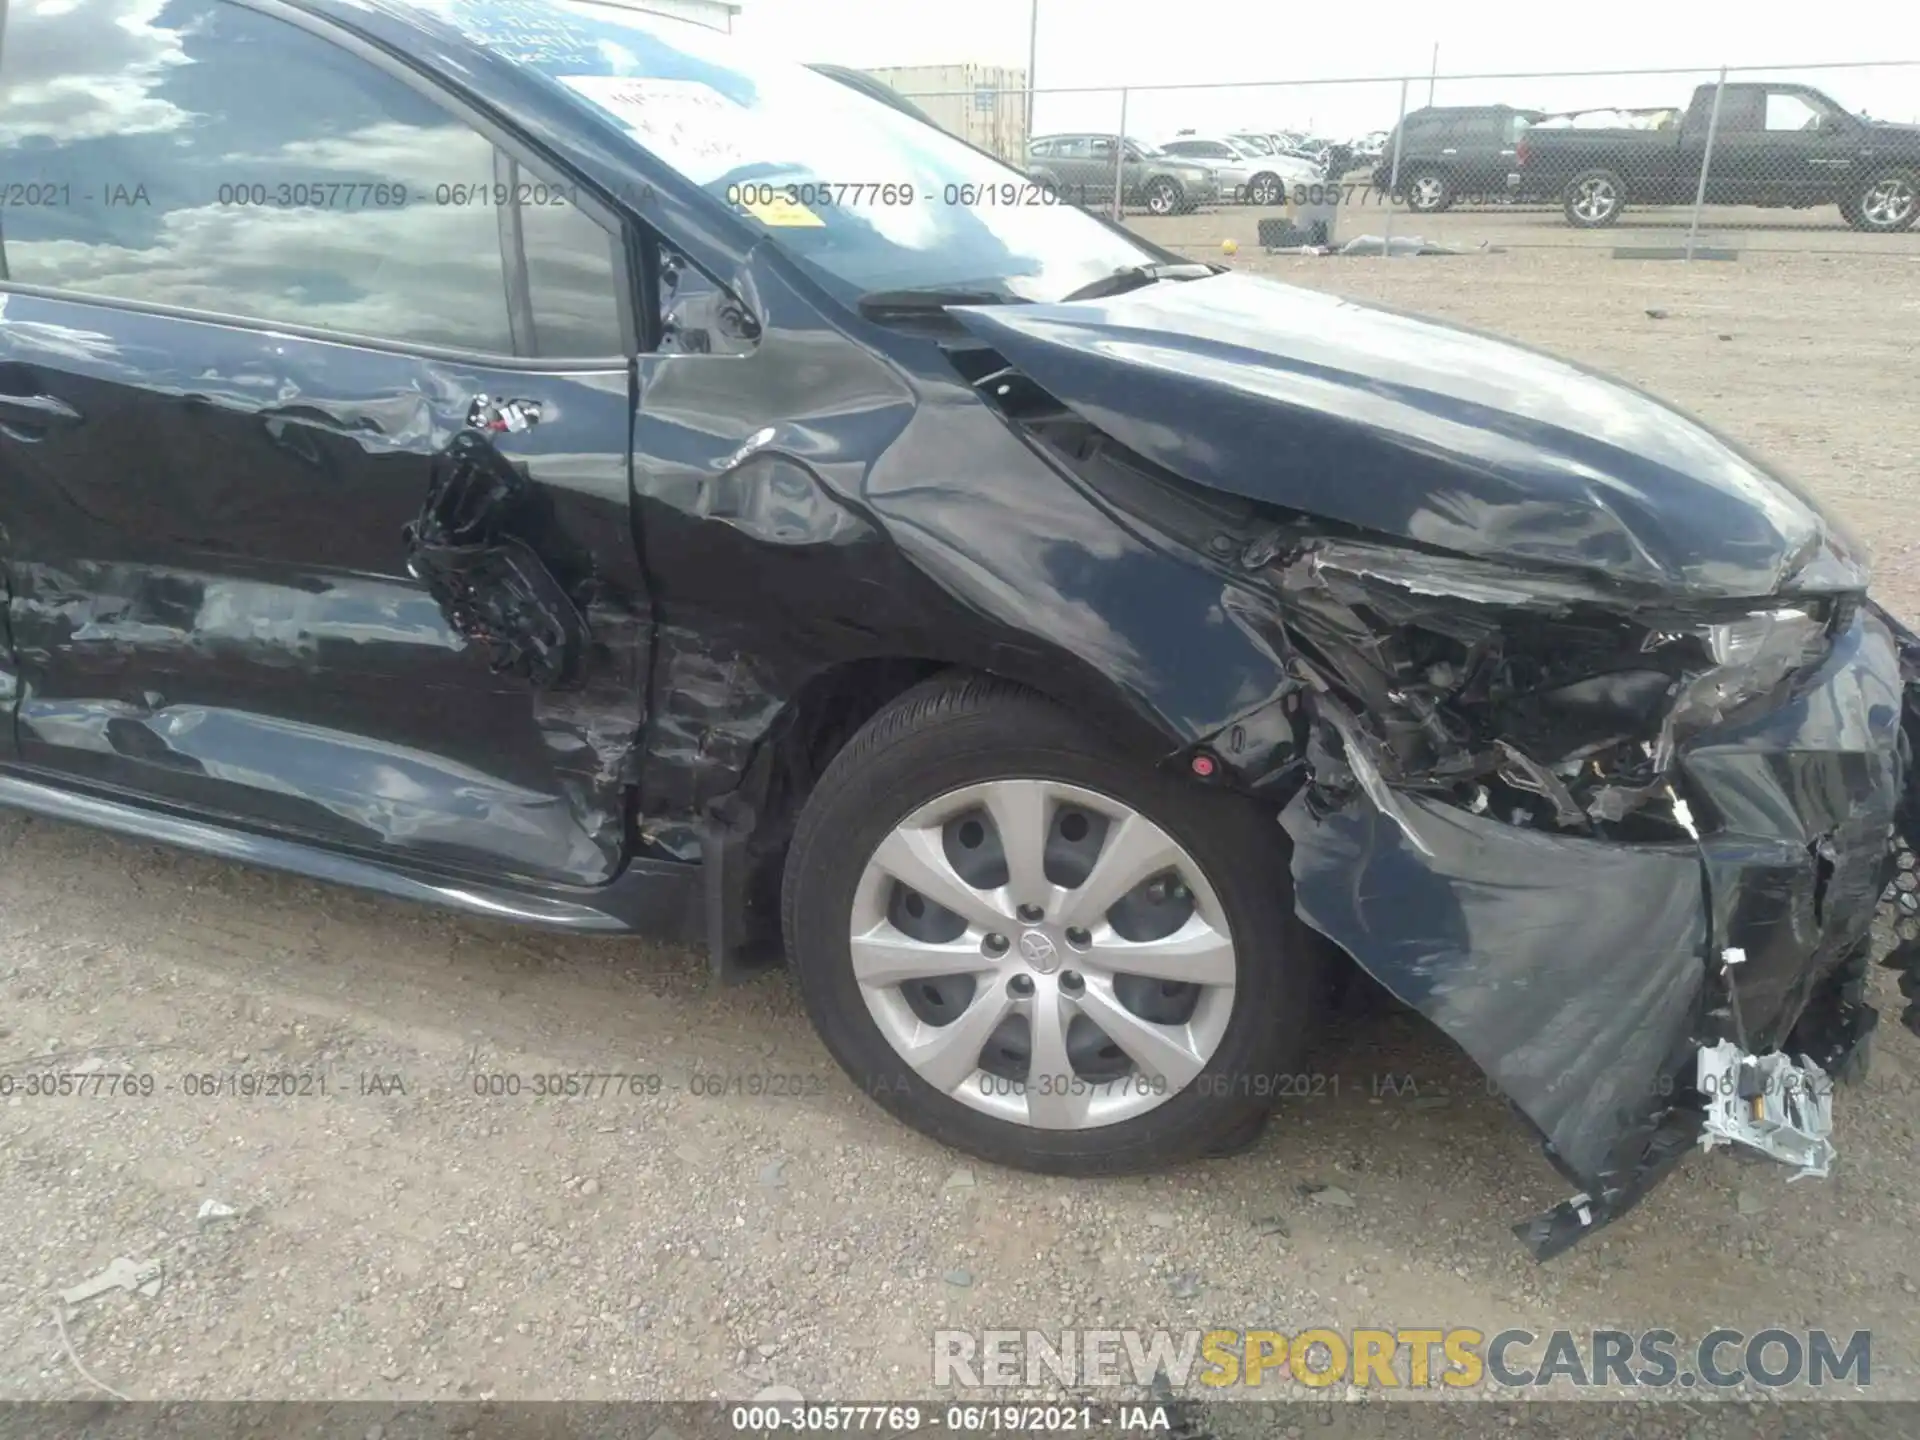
[1281,605,1906,1258]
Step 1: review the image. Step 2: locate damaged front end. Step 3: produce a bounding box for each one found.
[942,276,1919,1257]
[1260,538,1905,1257]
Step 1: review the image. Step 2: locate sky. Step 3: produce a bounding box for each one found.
[735,0,1920,139]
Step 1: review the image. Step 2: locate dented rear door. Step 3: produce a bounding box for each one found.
[0,0,647,885]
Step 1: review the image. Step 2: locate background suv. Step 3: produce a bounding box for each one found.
[1373,105,1543,212]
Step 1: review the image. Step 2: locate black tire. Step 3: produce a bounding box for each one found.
[1845,167,1919,233]
[1404,167,1453,214]
[1143,176,1183,216]
[1563,167,1626,228]
[781,673,1318,1175]
[1246,172,1282,207]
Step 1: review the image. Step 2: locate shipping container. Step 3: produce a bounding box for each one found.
[860,64,1031,165]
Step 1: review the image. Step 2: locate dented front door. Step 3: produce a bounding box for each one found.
[0,294,642,886]
[0,0,649,886]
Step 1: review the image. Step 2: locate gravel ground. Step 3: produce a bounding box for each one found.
[3,240,1919,1425]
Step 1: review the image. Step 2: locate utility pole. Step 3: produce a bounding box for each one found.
[1427,42,1438,107]
[1025,0,1039,139]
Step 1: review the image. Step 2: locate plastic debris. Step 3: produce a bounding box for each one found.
[1697,1040,1836,1179]
[60,1256,163,1308]
[1339,233,1463,256]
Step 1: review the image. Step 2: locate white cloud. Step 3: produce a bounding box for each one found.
[0,0,195,142]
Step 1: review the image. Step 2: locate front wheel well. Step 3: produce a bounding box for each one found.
[714,659,1185,972]
[713,657,950,971]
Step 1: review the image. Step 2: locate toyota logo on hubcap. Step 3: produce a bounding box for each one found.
[1018,930,1059,972]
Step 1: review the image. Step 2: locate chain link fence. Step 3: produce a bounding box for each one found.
[887,61,1920,253]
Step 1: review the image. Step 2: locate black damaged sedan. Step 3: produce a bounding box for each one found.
[2,0,1916,1257]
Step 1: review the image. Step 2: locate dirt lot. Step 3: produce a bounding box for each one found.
[4,239,1920,1422]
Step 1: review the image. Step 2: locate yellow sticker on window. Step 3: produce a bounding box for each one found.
[738,193,825,227]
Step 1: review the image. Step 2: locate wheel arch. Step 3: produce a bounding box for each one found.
[702,632,1274,979]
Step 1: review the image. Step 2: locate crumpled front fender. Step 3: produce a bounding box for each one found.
[1282,604,1907,1256]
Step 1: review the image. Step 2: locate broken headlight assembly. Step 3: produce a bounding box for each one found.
[1265,540,1840,837]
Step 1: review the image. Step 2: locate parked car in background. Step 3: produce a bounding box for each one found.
[1315,139,1356,177]
[1026,134,1221,214]
[1517,82,1920,231]
[1160,135,1316,205]
[1373,105,1542,212]
[1239,131,1334,174]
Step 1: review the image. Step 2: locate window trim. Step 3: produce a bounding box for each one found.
[0,0,639,369]
[1763,89,1829,133]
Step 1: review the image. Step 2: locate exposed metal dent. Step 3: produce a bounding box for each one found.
[0,767,700,935]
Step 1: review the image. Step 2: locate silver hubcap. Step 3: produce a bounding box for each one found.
[849,779,1237,1131]
[1572,178,1616,220]
[1412,176,1443,207]
[1864,179,1916,227]
[1149,185,1175,213]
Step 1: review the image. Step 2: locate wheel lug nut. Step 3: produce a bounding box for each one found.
[1008,974,1035,997]
[1064,926,1091,950]
[982,933,1009,956]
[1016,903,1045,923]
[1060,971,1084,994]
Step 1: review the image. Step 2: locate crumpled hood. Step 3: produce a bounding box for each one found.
[952,273,1867,597]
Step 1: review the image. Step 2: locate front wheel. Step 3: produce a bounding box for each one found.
[782,675,1316,1174]
[1563,167,1626,227]
[1846,168,1919,232]
[1246,172,1282,206]
[1404,168,1453,213]
[1143,176,1183,216]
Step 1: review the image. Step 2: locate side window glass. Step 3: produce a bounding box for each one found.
[1765,93,1822,132]
[506,160,626,358]
[656,244,759,358]
[0,0,512,352]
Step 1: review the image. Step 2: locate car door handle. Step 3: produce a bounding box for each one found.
[0,389,83,438]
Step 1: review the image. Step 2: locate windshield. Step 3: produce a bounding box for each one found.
[1233,135,1275,154]
[421,0,1156,303]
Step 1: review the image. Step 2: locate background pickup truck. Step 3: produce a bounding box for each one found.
[1516,82,1920,232]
